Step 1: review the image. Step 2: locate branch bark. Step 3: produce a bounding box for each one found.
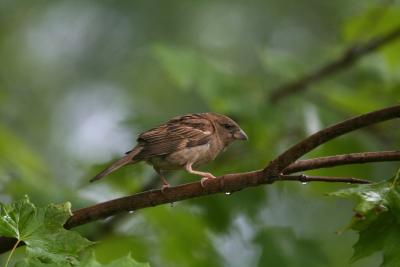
[269,25,400,102]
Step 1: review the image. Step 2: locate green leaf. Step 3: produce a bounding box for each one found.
[0,195,36,239]
[0,196,93,265]
[329,170,400,266]
[15,258,59,267]
[330,180,390,231]
[15,253,151,267]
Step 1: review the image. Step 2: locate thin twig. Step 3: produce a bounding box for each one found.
[269,25,400,102]
[278,174,370,184]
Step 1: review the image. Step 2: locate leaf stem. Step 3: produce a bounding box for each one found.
[391,168,400,189]
[5,239,20,267]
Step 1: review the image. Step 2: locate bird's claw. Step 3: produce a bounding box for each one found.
[161,183,170,194]
[200,174,216,188]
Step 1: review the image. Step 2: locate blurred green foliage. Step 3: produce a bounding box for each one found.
[0,0,400,266]
[77,253,150,267]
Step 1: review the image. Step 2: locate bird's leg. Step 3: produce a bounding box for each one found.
[154,167,170,192]
[185,162,216,188]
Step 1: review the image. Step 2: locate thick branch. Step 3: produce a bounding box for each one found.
[284,150,400,173]
[269,25,400,102]
[67,149,400,229]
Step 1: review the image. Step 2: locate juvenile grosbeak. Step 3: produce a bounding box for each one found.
[90,113,248,189]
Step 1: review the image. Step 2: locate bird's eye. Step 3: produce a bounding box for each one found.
[222,123,235,129]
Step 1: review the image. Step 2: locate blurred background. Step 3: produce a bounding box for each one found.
[1,0,400,266]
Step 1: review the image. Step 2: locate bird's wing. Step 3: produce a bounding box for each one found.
[136,114,214,159]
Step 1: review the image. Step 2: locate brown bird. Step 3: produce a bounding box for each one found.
[90,112,248,189]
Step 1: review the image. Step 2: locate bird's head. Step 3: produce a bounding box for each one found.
[205,113,248,145]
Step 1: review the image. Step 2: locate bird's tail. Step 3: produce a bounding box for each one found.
[89,147,141,182]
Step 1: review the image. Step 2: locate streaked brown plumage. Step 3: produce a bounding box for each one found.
[90,112,248,188]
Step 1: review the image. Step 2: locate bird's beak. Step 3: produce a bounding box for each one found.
[234,128,248,141]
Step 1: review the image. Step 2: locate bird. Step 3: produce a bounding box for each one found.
[90,112,248,189]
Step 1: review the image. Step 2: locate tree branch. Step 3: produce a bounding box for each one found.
[64,170,370,229]
[97,150,385,234]
[269,25,400,102]
[284,150,400,173]
[1,105,400,254]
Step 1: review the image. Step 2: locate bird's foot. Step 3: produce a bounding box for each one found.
[161,183,170,194]
[200,174,216,188]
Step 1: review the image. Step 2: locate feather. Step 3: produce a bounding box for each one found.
[89,146,141,182]
[135,113,214,159]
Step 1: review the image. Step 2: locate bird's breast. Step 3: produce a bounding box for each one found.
[147,141,223,170]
